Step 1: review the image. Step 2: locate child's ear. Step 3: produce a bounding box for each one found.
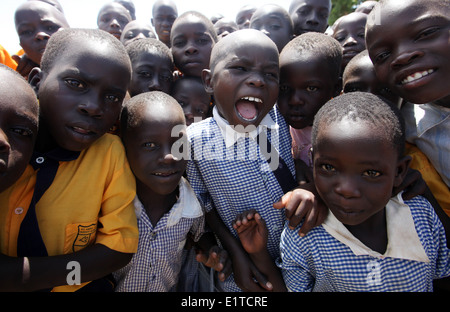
[393,155,412,188]
[202,69,214,95]
[28,67,43,96]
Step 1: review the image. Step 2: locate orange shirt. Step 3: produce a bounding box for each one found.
[405,142,450,217]
[0,134,139,291]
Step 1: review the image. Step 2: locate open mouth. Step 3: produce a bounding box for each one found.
[401,69,434,85]
[235,96,263,122]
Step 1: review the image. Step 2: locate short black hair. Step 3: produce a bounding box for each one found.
[0,64,39,117]
[312,92,405,157]
[280,32,342,81]
[170,11,218,44]
[126,37,174,69]
[40,28,130,73]
[120,91,182,136]
[342,49,370,82]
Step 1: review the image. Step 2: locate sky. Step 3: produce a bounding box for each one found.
[1,0,292,54]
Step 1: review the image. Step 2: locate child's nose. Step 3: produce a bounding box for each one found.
[247,71,266,88]
[334,176,361,199]
[390,50,424,69]
[290,90,306,106]
[305,12,320,26]
[110,18,120,28]
[147,76,162,91]
[0,128,11,154]
[185,43,198,55]
[78,97,104,118]
[35,31,50,41]
[343,36,357,46]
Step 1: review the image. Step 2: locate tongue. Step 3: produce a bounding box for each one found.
[236,101,258,120]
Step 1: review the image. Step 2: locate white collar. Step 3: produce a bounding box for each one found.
[212,106,279,148]
[322,192,430,263]
[134,177,203,227]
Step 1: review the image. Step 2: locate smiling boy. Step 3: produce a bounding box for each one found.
[365,0,450,192]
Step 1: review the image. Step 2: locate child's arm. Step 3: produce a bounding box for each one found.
[273,183,328,236]
[0,244,132,291]
[206,208,273,292]
[233,210,286,292]
[194,232,232,281]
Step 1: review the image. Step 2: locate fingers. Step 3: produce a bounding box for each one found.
[249,263,273,292]
[232,209,258,231]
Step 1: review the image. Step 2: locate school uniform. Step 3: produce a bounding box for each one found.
[279,193,450,292]
[186,105,296,291]
[113,177,205,292]
[402,103,450,188]
[405,142,450,217]
[0,134,139,292]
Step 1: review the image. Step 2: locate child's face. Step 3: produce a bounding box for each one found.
[250,6,293,52]
[214,19,238,40]
[120,21,157,46]
[278,52,338,129]
[171,15,216,77]
[124,103,187,196]
[0,80,38,192]
[34,39,130,152]
[236,6,256,30]
[313,119,408,226]
[343,55,401,107]
[290,0,330,36]
[203,31,279,129]
[129,52,173,96]
[366,0,450,106]
[332,12,367,71]
[152,4,177,45]
[15,2,69,65]
[172,79,211,126]
[97,3,132,40]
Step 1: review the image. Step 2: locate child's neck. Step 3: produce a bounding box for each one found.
[344,208,387,255]
[434,95,450,109]
[35,118,59,153]
[137,182,179,227]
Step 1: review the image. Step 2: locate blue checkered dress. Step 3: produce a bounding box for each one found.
[113,178,204,292]
[186,106,295,291]
[278,196,450,292]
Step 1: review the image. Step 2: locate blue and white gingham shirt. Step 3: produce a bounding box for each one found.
[113,177,204,292]
[278,194,450,292]
[186,105,295,291]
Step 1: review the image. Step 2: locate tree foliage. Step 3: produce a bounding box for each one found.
[329,0,364,26]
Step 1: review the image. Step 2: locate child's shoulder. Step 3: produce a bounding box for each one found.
[186,116,217,137]
[80,133,127,164]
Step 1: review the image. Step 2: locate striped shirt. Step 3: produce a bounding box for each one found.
[113,178,204,292]
[279,195,450,292]
[186,106,295,291]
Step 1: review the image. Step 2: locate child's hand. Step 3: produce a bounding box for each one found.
[273,184,328,236]
[232,209,267,255]
[195,245,232,282]
[12,54,38,79]
[393,167,427,200]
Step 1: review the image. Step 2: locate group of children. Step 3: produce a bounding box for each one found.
[0,0,449,293]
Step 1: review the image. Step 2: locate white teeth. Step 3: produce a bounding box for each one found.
[402,69,434,85]
[241,96,263,103]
